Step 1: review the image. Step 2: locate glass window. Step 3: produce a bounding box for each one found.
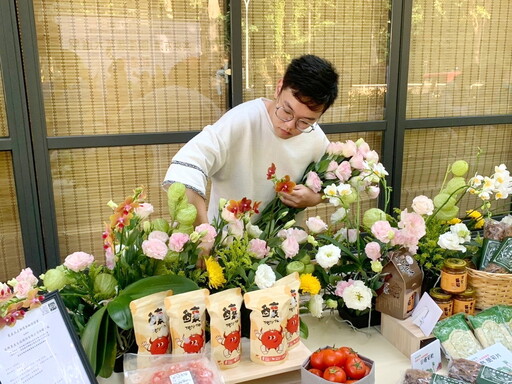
[407,0,512,118]
[33,0,228,136]
[242,0,390,123]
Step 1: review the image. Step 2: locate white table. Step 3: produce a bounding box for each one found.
[98,311,412,384]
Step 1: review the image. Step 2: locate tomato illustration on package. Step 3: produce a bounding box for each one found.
[274,272,301,349]
[244,286,291,365]
[164,288,209,355]
[129,290,173,354]
[206,287,243,369]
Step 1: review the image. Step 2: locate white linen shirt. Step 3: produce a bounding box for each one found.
[163,98,329,221]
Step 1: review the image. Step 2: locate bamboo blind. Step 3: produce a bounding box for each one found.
[401,125,512,215]
[242,0,390,123]
[407,0,512,118]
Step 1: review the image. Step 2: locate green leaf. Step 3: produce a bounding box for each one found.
[98,314,118,378]
[81,305,108,375]
[300,318,309,339]
[107,275,199,330]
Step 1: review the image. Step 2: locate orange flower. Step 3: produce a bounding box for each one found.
[275,175,296,193]
[267,163,276,180]
[226,198,261,218]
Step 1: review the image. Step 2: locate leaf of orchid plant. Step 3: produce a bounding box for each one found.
[81,305,108,375]
[98,315,117,378]
[107,275,199,330]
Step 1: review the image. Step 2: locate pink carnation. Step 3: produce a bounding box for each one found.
[168,233,189,252]
[15,268,38,286]
[281,237,299,258]
[335,279,355,297]
[64,252,95,272]
[371,221,394,244]
[142,239,168,260]
[365,242,381,261]
[335,161,353,182]
[248,239,270,259]
[305,171,322,193]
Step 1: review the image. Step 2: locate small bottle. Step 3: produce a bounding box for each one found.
[452,287,476,315]
[430,287,453,320]
[440,258,468,294]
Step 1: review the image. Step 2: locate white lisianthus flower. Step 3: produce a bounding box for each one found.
[254,264,276,289]
[438,232,466,252]
[450,223,471,243]
[315,244,341,269]
[246,223,263,238]
[342,280,373,311]
[308,294,324,318]
[306,216,328,234]
[331,207,347,223]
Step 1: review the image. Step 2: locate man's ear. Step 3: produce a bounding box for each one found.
[274,79,284,99]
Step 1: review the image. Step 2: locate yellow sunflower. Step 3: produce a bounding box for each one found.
[299,273,321,295]
[205,256,226,289]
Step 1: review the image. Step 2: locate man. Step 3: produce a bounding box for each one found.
[163,54,339,225]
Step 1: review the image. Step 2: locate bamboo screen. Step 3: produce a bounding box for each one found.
[241,0,390,123]
[0,152,25,281]
[407,0,512,118]
[401,125,512,216]
[33,0,227,136]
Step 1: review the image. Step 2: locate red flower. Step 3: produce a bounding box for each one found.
[275,175,296,193]
[226,198,261,218]
[266,163,276,180]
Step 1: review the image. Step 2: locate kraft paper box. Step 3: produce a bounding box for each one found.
[301,355,375,384]
[375,249,423,320]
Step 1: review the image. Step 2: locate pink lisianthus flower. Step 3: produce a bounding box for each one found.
[325,161,339,180]
[196,223,217,253]
[411,195,434,216]
[105,246,115,270]
[335,161,353,182]
[306,216,328,234]
[148,230,169,243]
[278,228,308,244]
[335,279,354,297]
[326,141,344,156]
[64,252,95,272]
[365,150,380,164]
[371,221,394,244]
[356,141,371,157]
[349,153,366,171]
[281,236,300,258]
[340,140,357,157]
[228,219,244,238]
[305,171,323,193]
[367,185,380,199]
[248,238,270,259]
[13,280,32,299]
[134,203,154,219]
[365,242,381,261]
[141,239,168,260]
[391,230,420,254]
[15,268,38,286]
[168,233,190,252]
[398,209,426,240]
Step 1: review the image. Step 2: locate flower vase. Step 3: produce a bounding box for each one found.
[337,305,381,329]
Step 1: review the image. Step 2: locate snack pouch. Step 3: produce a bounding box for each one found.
[433,313,482,359]
[206,287,243,369]
[244,286,291,365]
[402,369,466,384]
[274,272,301,349]
[129,290,173,354]
[468,306,512,350]
[485,237,512,273]
[448,358,512,384]
[164,288,209,355]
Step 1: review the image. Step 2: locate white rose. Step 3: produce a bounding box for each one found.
[315,244,341,269]
[254,264,276,289]
[411,195,434,216]
[437,232,466,252]
[308,294,324,318]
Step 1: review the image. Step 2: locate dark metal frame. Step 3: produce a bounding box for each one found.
[0,0,511,275]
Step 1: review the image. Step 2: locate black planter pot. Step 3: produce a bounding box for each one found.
[240,302,252,339]
[337,306,381,328]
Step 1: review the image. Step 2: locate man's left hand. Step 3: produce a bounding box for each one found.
[278,184,323,208]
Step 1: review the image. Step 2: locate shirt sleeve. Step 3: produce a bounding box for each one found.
[162,124,227,197]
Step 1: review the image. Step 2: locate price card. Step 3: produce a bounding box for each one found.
[410,339,442,372]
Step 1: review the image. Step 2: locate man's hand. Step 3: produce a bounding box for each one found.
[278,184,323,208]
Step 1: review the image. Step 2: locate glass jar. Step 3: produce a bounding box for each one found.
[430,287,453,320]
[453,287,476,315]
[440,258,467,294]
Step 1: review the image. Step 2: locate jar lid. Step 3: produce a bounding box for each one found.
[430,287,452,300]
[444,258,467,270]
[456,287,476,297]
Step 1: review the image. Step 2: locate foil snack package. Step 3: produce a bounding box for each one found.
[244,286,291,365]
[274,272,301,349]
[164,288,209,355]
[206,287,243,369]
[129,290,173,355]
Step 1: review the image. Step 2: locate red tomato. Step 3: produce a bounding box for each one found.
[323,366,347,383]
[338,346,358,359]
[344,356,367,380]
[364,363,371,376]
[310,350,325,370]
[322,348,342,368]
[308,368,323,377]
[345,380,358,383]
[310,348,339,371]
[332,348,347,367]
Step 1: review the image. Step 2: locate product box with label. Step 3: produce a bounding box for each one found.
[375,249,423,320]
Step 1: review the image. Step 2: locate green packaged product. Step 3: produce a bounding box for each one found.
[448,358,512,384]
[468,306,512,350]
[402,369,466,384]
[433,313,483,359]
[479,238,501,270]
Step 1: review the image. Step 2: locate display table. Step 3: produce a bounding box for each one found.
[98,311,412,384]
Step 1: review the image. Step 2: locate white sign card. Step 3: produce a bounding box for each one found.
[0,291,98,384]
[468,342,512,374]
[411,292,443,337]
[410,339,442,372]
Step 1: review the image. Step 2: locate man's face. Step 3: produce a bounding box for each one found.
[270,83,323,140]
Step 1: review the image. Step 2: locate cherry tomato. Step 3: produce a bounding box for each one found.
[323,366,347,383]
[344,356,367,380]
[308,368,323,377]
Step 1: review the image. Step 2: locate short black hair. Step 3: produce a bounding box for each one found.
[281,55,339,112]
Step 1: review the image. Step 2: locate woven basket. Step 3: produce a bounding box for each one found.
[467,267,512,310]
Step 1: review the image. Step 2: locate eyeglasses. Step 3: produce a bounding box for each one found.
[275,105,316,133]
